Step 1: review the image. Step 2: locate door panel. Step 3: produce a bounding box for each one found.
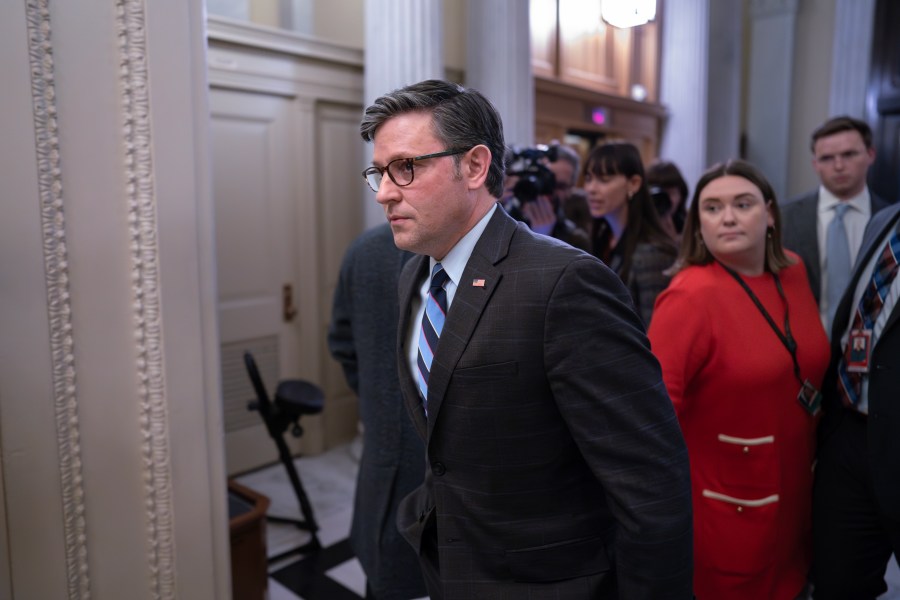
[210,88,303,475]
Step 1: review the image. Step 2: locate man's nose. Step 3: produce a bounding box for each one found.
[375,177,399,205]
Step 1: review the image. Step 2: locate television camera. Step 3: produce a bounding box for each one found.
[507,144,560,204]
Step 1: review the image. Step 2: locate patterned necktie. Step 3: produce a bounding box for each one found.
[416,263,449,414]
[826,203,852,327]
[837,228,900,407]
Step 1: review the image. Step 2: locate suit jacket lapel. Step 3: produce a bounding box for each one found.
[879,214,900,336]
[831,207,900,351]
[397,254,429,439]
[421,208,516,436]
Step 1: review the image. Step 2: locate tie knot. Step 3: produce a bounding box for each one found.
[431,263,449,289]
[834,202,851,219]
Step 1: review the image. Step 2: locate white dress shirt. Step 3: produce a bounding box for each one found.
[406,204,498,391]
[817,186,872,329]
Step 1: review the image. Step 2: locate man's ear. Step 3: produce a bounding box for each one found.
[464,145,491,190]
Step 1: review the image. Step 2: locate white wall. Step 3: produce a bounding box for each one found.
[209,0,468,72]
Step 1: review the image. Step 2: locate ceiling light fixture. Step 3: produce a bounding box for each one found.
[600,0,657,29]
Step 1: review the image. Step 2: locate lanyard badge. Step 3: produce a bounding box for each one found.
[846,328,873,373]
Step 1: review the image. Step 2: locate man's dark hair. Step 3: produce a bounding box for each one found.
[360,79,506,198]
[810,115,873,152]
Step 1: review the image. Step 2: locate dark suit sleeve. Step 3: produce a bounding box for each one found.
[327,251,359,393]
[545,255,693,599]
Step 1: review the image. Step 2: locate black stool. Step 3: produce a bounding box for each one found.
[243,351,323,559]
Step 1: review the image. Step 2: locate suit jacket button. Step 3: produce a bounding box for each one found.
[432,461,446,476]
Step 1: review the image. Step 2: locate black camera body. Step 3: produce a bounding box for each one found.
[649,186,672,216]
[508,144,559,204]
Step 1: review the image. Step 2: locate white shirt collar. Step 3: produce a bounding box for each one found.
[427,203,497,302]
[817,185,871,216]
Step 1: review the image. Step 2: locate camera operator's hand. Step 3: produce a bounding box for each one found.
[521,196,557,235]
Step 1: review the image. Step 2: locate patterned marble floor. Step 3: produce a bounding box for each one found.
[234,437,900,600]
[234,438,369,600]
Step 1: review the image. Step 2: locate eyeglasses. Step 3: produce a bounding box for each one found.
[362,148,470,192]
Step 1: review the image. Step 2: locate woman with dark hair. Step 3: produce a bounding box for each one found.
[582,142,677,324]
[648,160,830,599]
[647,160,690,237]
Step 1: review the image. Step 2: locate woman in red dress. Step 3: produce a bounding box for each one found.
[648,160,830,599]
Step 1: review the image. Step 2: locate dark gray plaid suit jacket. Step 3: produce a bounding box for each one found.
[396,207,693,599]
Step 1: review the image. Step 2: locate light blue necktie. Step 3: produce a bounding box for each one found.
[416,264,448,415]
[826,203,851,327]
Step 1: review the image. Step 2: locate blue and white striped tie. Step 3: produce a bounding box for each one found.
[416,263,449,414]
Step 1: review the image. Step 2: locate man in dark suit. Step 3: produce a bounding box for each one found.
[328,223,427,600]
[359,79,693,599]
[781,116,886,331]
[812,202,900,599]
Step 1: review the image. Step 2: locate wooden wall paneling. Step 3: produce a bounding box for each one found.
[533,1,664,157]
[530,0,558,78]
[558,0,620,94]
[634,20,660,103]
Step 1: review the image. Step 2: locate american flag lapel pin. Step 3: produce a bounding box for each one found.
[472,278,486,287]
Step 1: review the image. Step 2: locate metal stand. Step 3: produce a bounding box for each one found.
[244,352,324,559]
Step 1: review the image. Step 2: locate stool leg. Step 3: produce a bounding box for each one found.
[273,432,320,547]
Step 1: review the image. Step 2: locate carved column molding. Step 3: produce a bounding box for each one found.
[115,0,176,597]
[24,1,91,596]
[1,0,227,597]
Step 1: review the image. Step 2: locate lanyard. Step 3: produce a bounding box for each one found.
[719,263,804,387]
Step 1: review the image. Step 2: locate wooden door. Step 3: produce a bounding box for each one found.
[209,88,305,475]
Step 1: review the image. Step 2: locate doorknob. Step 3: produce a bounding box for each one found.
[282,283,298,322]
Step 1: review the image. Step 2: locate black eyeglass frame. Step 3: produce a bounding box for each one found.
[362,148,470,192]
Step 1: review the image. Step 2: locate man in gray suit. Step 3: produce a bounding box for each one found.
[360,79,692,599]
[328,224,427,600]
[781,116,886,330]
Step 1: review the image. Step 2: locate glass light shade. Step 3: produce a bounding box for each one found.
[600,0,657,28]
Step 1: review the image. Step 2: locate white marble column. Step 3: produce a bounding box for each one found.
[0,1,228,598]
[706,0,743,166]
[465,0,534,148]
[658,0,710,195]
[362,0,444,228]
[745,0,799,202]
[829,0,876,118]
